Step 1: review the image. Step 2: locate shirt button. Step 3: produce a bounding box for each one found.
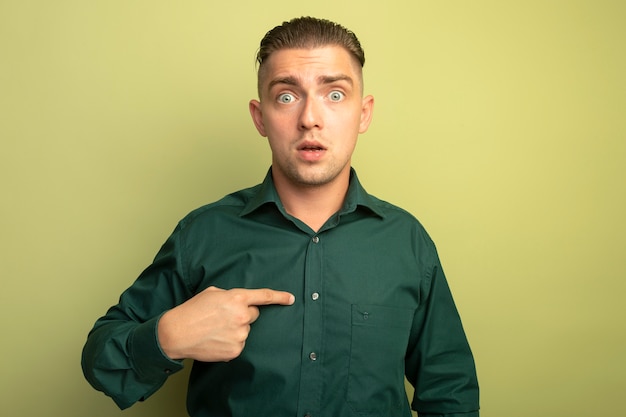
[309,352,317,361]
[311,292,319,301]
[312,236,319,243]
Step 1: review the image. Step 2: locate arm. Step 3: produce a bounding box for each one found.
[81,224,295,409]
[405,253,480,417]
[81,226,189,409]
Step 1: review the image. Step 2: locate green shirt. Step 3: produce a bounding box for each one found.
[82,168,479,417]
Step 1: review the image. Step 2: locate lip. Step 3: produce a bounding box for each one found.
[297,140,327,151]
[297,141,327,161]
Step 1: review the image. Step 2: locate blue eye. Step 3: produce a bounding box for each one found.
[329,91,344,102]
[278,93,295,103]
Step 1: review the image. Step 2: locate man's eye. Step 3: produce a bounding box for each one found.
[329,91,345,102]
[278,93,295,104]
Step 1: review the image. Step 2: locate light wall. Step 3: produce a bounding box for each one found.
[1,1,625,416]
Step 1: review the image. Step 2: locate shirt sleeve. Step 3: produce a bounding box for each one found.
[81,224,191,409]
[405,246,480,416]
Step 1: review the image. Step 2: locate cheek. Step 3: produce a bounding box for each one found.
[332,109,363,134]
[263,110,294,133]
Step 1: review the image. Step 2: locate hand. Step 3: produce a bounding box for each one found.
[157,286,295,362]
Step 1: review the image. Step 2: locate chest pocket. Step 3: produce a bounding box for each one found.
[347,304,415,416]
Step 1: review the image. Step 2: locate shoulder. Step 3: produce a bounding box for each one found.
[177,184,261,229]
[369,194,428,229]
[366,193,438,250]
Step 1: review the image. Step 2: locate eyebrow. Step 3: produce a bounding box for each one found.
[267,74,354,91]
[319,74,354,86]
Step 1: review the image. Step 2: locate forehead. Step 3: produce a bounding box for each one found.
[258,46,363,91]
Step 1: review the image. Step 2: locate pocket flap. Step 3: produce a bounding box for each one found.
[351,304,414,328]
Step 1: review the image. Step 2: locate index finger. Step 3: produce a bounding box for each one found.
[240,288,295,306]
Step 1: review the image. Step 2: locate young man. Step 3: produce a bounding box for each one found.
[82,17,479,417]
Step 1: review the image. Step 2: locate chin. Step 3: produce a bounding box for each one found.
[292,170,342,187]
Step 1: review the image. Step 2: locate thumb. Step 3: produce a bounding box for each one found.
[204,286,225,293]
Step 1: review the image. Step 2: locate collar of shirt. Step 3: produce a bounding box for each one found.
[238,167,386,221]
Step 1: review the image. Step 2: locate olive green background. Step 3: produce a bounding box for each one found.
[1,1,624,416]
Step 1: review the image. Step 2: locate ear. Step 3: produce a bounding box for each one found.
[249,99,267,137]
[359,95,374,134]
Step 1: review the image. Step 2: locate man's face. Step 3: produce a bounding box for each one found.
[249,46,374,189]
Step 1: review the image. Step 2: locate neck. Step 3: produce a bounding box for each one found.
[273,170,350,232]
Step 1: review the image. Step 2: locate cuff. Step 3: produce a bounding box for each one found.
[129,314,185,379]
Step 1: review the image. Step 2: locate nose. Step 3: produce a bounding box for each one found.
[298,96,322,130]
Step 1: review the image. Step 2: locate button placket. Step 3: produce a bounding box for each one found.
[297,231,324,416]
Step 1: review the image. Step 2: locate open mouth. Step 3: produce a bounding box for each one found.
[301,146,325,152]
[298,141,326,152]
[297,142,326,161]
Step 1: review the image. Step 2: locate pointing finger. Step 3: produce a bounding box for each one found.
[241,288,295,307]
